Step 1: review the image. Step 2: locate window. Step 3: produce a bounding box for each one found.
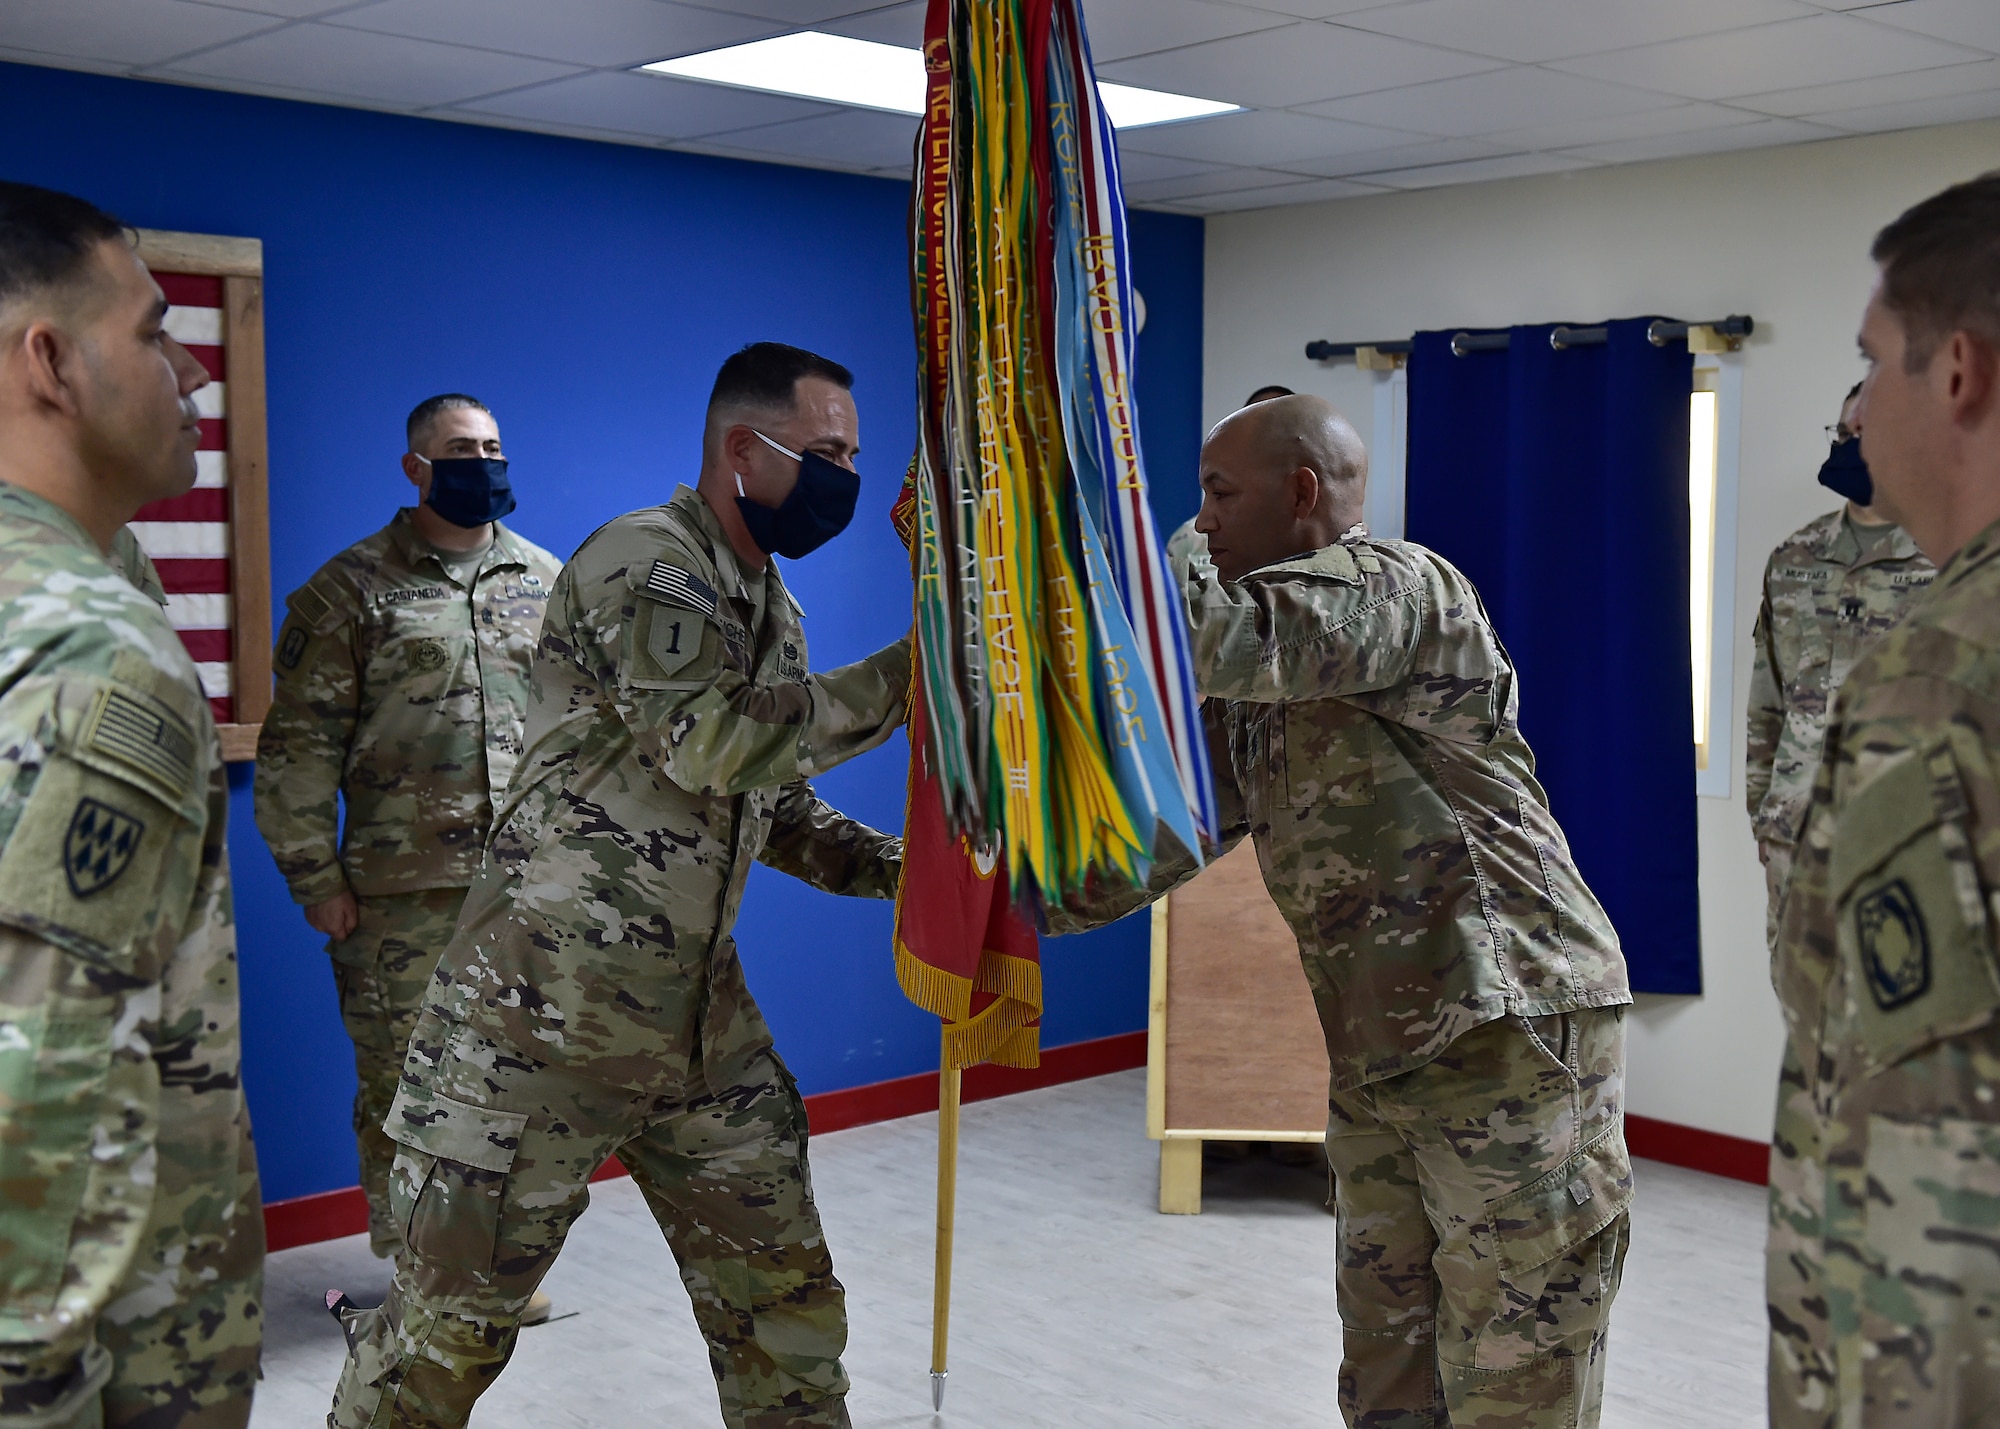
[1689,353,1741,798]
[1689,372,1720,767]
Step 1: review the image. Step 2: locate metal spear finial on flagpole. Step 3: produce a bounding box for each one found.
[931,1044,962,1411]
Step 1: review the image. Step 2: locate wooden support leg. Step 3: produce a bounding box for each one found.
[1159,1138,1202,1215]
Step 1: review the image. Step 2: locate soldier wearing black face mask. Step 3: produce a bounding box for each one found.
[1749,384,1935,947]
[253,393,562,1307]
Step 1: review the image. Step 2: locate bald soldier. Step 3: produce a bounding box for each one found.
[1771,172,2000,1424]
[0,181,262,1425]
[1084,395,1633,1428]
[327,342,911,1429]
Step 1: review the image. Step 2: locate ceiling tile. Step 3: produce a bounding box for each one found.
[1275,135,1509,177]
[1302,65,1684,136]
[816,2,925,46]
[1852,0,2000,53]
[1118,106,1420,164]
[1490,100,1755,150]
[1728,57,2000,116]
[458,71,835,137]
[1122,166,1317,201]
[676,0,910,22]
[1077,0,1288,63]
[1800,85,2000,133]
[1212,0,1427,17]
[1179,174,1387,210]
[1556,116,1840,164]
[1333,0,1815,63]
[1112,147,1233,183]
[2,0,279,68]
[327,0,785,68]
[1355,149,1598,188]
[1551,14,1985,101]
[1097,20,1500,109]
[698,106,921,169]
[181,0,364,15]
[669,135,875,176]
[154,21,584,103]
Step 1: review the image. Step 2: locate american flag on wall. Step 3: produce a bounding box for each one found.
[140,271,235,725]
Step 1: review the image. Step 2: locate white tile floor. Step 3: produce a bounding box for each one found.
[253,1069,1766,1427]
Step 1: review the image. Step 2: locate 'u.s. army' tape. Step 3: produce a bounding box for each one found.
[646,561,718,617]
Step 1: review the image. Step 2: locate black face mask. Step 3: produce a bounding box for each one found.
[420,455,516,527]
[1816,437,1873,507]
[734,431,860,560]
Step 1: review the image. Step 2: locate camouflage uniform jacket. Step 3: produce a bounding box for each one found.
[1746,507,1933,854]
[1775,514,2000,1416]
[254,509,562,905]
[429,485,911,1096]
[1182,533,1630,1090]
[0,485,258,1397]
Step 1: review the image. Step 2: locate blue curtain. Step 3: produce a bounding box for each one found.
[1405,318,1699,995]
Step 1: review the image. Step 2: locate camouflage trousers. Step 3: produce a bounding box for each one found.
[327,889,467,1261]
[327,1013,850,1429]
[0,937,264,1428]
[1322,1009,1631,1429]
[1766,1036,1834,1429]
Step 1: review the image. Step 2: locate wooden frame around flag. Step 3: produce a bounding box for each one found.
[131,227,272,763]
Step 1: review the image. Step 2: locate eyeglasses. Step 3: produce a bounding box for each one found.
[1823,424,1857,443]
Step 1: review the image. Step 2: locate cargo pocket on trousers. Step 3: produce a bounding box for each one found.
[384,1080,527,1298]
[1486,1124,1634,1352]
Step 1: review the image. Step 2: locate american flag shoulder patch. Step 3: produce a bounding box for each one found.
[645,561,719,617]
[81,687,200,809]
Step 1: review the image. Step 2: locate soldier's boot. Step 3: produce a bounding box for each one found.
[520,1290,552,1326]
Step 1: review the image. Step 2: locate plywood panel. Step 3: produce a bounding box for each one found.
[1163,840,1328,1134]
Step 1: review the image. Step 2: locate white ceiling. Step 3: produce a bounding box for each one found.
[6,0,1999,213]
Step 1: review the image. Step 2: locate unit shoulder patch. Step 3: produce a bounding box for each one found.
[1856,876,1931,1010]
[63,796,146,898]
[645,561,719,616]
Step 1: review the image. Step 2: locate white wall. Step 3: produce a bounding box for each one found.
[1201,118,2000,1144]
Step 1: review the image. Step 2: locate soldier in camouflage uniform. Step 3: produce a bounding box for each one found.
[1771,173,2000,1426]
[1081,395,1633,1428]
[1746,389,1933,948]
[1746,391,1932,1429]
[0,182,262,1426]
[327,342,910,1429]
[253,394,561,1271]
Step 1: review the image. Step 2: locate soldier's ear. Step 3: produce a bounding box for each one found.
[1289,465,1321,520]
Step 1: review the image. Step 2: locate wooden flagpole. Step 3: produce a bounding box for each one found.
[931,1040,962,1411]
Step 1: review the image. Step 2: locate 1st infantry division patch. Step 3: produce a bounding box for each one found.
[65,797,146,898]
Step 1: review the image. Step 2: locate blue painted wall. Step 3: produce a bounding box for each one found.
[1,62,1204,1202]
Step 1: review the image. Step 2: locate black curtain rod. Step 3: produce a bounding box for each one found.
[1305,315,1754,362]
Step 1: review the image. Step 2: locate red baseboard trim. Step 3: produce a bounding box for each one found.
[1626,1112,1769,1186]
[264,1183,372,1254]
[263,1030,1149,1251]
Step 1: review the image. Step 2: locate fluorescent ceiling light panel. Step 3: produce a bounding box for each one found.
[641,32,1237,129]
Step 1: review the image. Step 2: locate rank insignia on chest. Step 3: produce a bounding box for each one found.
[64,797,145,898]
[407,638,450,673]
[1856,877,1931,1010]
[647,561,718,617]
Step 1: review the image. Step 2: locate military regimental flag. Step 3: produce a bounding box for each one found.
[892,0,1214,1072]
